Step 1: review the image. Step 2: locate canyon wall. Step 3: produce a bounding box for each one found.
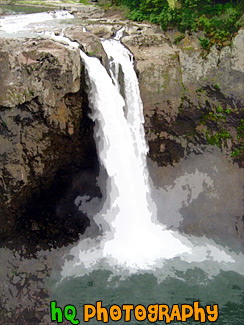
[0,34,101,240]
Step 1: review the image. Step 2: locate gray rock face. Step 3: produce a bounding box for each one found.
[0,38,80,108]
[179,31,244,107]
[64,26,108,65]
[121,26,244,166]
[0,37,97,235]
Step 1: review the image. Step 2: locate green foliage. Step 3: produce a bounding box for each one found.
[237,119,244,140]
[214,84,220,90]
[128,9,145,22]
[173,33,185,43]
[79,0,90,4]
[232,148,241,158]
[205,128,231,147]
[199,37,210,49]
[201,110,226,125]
[197,104,244,158]
[112,0,244,48]
[199,102,236,149]
[232,144,244,158]
[231,117,244,159]
[216,105,223,113]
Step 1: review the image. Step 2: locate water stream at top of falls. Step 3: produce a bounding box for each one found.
[0,10,74,35]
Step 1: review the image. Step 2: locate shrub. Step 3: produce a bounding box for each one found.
[111,0,244,48]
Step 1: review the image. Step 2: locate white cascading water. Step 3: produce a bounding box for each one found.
[97,35,192,268]
[36,26,242,277]
[51,30,192,271]
[0,11,73,34]
[59,31,244,277]
[1,12,243,277]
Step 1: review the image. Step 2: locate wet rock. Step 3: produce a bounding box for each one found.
[83,22,118,39]
[64,26,108,65]
[121,26,244,166]
[0,37,97,239]
[0,38,80,108]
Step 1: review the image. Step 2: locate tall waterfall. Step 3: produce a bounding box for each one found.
[1,10,242,276]
[89,36,191,268]
[45,28,244,278]
[60,31,244,278]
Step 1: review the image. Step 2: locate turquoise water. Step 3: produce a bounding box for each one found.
[50,268,244,324]
[0,4,54,16]
[48,152,244,324]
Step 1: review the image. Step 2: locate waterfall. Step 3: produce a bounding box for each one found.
[44,28,244,279]
[58,32,244,279]
[91,35,192,268]
[1,10,242,277]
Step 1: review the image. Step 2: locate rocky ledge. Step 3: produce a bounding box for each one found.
[0,34,102,247]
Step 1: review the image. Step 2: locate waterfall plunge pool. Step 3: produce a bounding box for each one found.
[48,27,244,325]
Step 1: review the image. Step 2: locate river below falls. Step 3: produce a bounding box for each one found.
[1,150,243,324]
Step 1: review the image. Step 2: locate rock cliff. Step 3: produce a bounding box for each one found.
[121,26,244,167]
[0,36,98,242]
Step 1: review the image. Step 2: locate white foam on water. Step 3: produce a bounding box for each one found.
[0,10,73,34]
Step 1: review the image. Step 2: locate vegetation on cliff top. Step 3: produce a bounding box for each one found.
[110,0,244,48]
